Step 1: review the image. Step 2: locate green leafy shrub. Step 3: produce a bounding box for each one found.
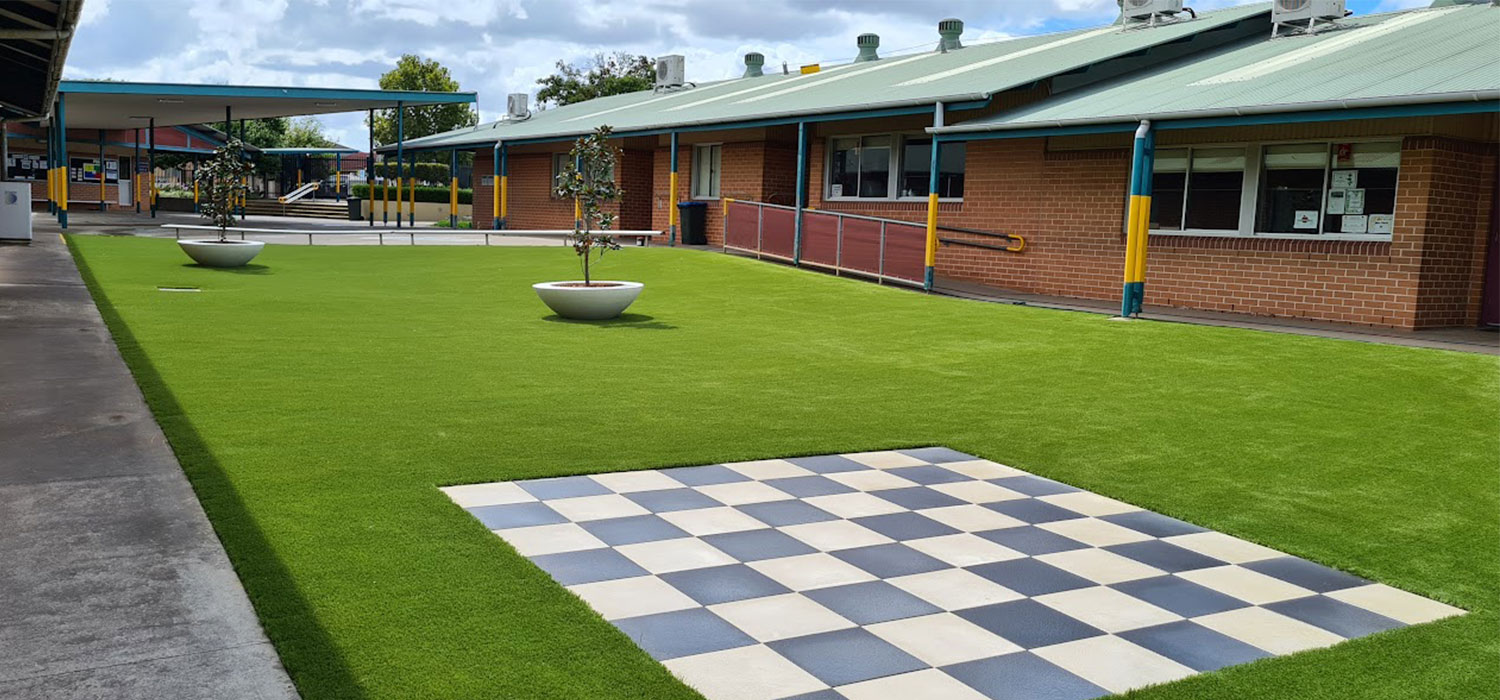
[352,184,471,204]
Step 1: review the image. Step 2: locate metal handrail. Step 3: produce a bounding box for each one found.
[722,198,925,288]
[278,182,320,204]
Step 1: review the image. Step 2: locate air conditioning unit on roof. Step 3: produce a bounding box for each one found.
[655,55,685,90]
[1121,0,1185,28]
[1273,0,1348,36]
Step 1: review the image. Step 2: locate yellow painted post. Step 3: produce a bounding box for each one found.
[668,171,679,235]
[408,169,415,225]
[499,175,508,226]
[923,192,939,288]
[395,176,402,224]
[382,173,389,224]
[335,169,341,198]
[450,175,458,227]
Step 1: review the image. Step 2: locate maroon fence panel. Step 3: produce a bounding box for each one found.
[725,201,760,250]
[838,218,883,277]
[800,211,839,268]
[761,207,796,259]
[882,220,927,284]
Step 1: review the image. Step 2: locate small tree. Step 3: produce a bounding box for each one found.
[553,126,623,287]
[196,138,250,242]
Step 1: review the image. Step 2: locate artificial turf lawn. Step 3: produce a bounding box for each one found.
[68,234,1498,700]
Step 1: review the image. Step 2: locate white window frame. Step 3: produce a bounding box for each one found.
[823,131,965,203]
[690,143,722,200]
[1146,136,1401,241]
[552,151,615,199]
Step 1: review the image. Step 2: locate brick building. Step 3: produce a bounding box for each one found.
[3,121,225,211]
[387,4,1497,329]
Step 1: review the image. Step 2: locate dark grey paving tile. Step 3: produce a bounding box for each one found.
[1119,620,1272,672]
[990,476,1080,497]
[943,652,1108,700]
[467,502,567,530]
[898,447,976,464]
[768,628,926,687]
[623,488,723,513]
[766,475,856,498]
[977,526,1090,555]
[612,608,756,660]
[873,487,966,511]
[577,514,690,546]
[1265,596,1406,639]
[803,581,941,625]
[966,559,1094,596]
[737,500,841,527]
[515,475,611,500]
[1110,576,1251,618]
[956,599,1105,649]
[704,529,817,562]
[984,499,1085,524]
[885,465,971,485]
[786,454,871,474]
[831,543,950,578]
[851,512,960,541]
[1105,540,1225,573]
[1100,510,1207,538]
[776,691,846,700]
[661,563,791,605]
[530,548,649,585]
[1242,557,1370,593]
[663,464,751,487]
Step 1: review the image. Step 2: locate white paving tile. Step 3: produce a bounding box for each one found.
[698,481,795,506]
[1326,584,1466,625]
[1036,548,1165,585]
[804,492,907,518]
[888,568,1024,610]
[588,470,685,494]
[1195,607,1345,655]
[1163,531,1283,564]
[826,469,920,492]
[664,645,828,700]
[866,613,1023,667]
[782,519,895,552]
[709,593,856,642]
[567,576,698,620]
[838,668,993,700]
[920,504,1027,533]
[905,533,1025,567]
[749,553,879,591]
[544,494,650,522]
[930,480,1028,504]
[441,482,535,507]
[1038,518,1154,547]
[616,537,738,574]
[1176,565,1317,605]
[659,506,768,536]
[1038,491,1142,517]
[940,459,1027,480]
[493,522,606,557]
[843,450,929,469]
[1033,635,1195,694]
[723,459,815,480]
[1034,587,1182,633]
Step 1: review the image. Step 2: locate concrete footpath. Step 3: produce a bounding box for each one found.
[0,233,298,699]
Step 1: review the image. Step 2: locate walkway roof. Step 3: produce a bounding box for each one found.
[0,0,81,119]
[933,4,1500,136]
[384,3,1271,152]
[53,80,477,130]
[260,146,361,155]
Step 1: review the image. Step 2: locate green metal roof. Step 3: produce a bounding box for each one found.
[388,3,1272,152]
[934,4,1500,135]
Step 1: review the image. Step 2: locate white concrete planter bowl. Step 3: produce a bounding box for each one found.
[179,239,265,268]
[533,281,644,320]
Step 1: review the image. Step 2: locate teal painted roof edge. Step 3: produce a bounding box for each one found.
[57,80,476,104]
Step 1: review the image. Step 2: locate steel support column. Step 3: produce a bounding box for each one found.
[1121,120,1155,317]
[449,149,458,228]
[367,108,375,226]
[57,93,67,229]
[395,101,404,228]
[669,131,679,246]
[793,121,808,265]
[97,129,106,212]
[133,128,140,213]
[148,117,156,218]
[923,103,945,290]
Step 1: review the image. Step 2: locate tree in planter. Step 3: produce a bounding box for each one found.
[553,126,622,287]
[195,138,251,242]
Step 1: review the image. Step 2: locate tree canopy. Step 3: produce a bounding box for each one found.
[283,117,338,148]
[369,54,478,146]
[535,52,654,108]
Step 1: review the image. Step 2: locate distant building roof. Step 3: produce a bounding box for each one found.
[933,4,1500,135]
[387,3,1271,152]
[1,0,81,119]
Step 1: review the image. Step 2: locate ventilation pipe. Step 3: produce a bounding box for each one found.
[855,33,880,62]
[937,18,964,51]
[743,52,765,77]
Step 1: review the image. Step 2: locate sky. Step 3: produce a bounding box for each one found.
[65,0,1431,148]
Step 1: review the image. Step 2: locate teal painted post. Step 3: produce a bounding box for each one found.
[367,109,374,226]
[238,118,245,216]
[133,128,140,213]
[46,119,53,215]
[408,152,415,227]
[1121,121,1152,317]
[336,153,343,201]
[148,117,155,219]
[395,101,404,229]
[924,134,941,290]
[669,131,678,246]
[492,142,503,230]
[98,129,106,213]
[57,93,67,229]
[574,152,582,231]
[1134,127,1155,316]
[793,121,807,265]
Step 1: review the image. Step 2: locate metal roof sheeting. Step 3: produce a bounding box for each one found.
[935,4,1500,134]
[390,3,1271,151]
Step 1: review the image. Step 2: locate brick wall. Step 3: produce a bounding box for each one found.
[804,134,1495,329]
[475,148,652,232]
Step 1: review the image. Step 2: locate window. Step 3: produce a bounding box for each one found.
[828,134,965,200]
[900,138,966,198]
[1150,147,1244,231]
[1255,141,1399,235]
[692,144,721,199]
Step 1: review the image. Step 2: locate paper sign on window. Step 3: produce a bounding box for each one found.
[1345,189,1365,215]
[1327,189,1346,215]
[1330,170,1358,188]
[1368,214,1394,234]
[1341,215,1369,234]
[1294,210,1319,229]
[830,184,843,197]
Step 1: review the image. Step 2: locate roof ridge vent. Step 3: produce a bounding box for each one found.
[937,18,964,51]
[855,33,880,62]
[743,52,764,78]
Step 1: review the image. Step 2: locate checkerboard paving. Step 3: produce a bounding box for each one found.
[443,448,1464,700]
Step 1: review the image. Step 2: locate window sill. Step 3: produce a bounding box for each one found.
[824,197,963,204]
[1149,229,1392,242]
